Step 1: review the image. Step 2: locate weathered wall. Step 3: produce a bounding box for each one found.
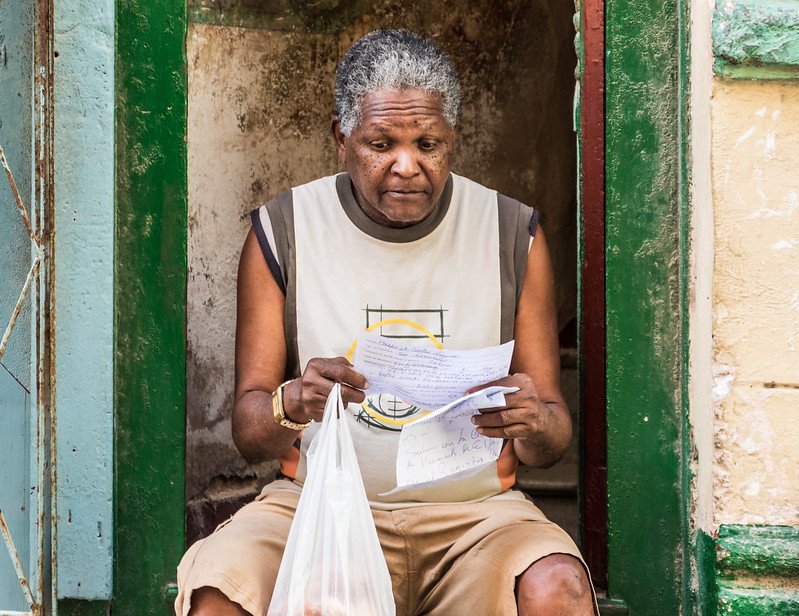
[186,1,577,501]
[692,2,799,608]
[711,79,799,526]
[0,0,34,609]
[53,0,115,599]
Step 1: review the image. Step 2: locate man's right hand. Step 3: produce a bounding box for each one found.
[282,357,368,424]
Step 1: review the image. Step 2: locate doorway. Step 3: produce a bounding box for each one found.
[107,0,691,612]
[184,0,584,571]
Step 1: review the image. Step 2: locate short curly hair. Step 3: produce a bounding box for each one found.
[334,29,462,135]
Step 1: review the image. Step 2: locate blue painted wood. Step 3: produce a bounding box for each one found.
[0,0,36,610]
[0,371,31,611]
[53,0,115,600]
[0,0,33,382]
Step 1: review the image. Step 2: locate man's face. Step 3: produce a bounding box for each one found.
[333,89,456,228]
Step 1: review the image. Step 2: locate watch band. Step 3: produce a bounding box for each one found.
[272,379,311,431]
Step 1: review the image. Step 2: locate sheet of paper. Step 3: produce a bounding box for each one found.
[351,332,515,410]
[394,385,518,489]
[379,464,490,498]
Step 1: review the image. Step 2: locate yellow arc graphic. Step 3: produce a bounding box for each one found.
[344,318,444,361]
[345,318,444,426]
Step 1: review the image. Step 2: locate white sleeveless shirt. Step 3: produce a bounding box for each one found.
[251,172,538,508]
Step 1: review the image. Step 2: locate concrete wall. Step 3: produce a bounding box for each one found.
[710,79,799,526]
[186,2,578,503]
[53,0,115,599]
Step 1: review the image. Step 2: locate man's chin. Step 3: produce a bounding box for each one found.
[381,207,434,228]
[379,198,434,224]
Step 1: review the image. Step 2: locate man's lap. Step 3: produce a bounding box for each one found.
[175,480,594,616]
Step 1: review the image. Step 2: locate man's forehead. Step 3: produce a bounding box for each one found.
[356,89,451,128]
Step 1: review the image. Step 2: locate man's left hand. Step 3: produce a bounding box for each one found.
[467,373,548,441]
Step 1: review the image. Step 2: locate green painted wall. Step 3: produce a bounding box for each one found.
[714,525,799,615]
[713,0,799,80]
[695,529,719,615]
[605,0,687,612]
[56,0,188,612]
[717,525,799,580]
[717,586,799,616]
[114,0,187,612]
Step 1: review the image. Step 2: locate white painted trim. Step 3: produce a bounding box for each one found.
[689,0,716,532]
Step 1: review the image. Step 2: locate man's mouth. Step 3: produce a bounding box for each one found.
[384,189,426,197]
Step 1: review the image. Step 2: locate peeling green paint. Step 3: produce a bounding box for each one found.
[605,0,686,612]
[717,582,799,616]
[713,0,799,80]
[696,529,720,615]
[677,0,699,612]
[188,0,377,31]
[717,525,799,580]
[711,526,799,615]
[114,0,187,613]
[56,599,109,616]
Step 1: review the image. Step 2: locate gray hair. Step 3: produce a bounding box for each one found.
[334,29,462,135]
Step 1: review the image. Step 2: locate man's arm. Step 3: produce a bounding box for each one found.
[233,229,367,463]
[469,226,572,468]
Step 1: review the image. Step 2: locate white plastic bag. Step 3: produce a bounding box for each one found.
[268,384,396,616]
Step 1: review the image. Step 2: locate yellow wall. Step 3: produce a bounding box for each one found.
[711,80,799,525]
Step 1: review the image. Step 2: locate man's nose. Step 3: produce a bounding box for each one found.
[391,148,421,177]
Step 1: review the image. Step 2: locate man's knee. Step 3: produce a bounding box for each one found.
[516,554,592,615]
[187,586,251,616]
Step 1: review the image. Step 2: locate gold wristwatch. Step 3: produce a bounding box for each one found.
[272,379,311,431]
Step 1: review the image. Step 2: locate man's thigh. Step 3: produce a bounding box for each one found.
[175,485,595,616]
[403,493,595,616]
[174,482,300,616]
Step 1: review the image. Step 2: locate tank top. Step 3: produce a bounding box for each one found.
[251,172,539,508]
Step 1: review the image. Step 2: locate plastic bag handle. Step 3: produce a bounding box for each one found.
[309,383,347,466]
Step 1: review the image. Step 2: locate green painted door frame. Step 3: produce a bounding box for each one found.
[112,0,188,612]
[60,0,187,614]
[605,0,695,614]
[60,0,696,614]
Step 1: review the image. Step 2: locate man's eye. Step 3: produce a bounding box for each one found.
[370,142,390,151]
[419,140,438,151]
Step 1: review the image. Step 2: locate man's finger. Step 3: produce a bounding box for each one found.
[475,424,529,439]
[471,408,521,428]
[317,359,368,390]
[341,382,366,405]
[474,390,527,412]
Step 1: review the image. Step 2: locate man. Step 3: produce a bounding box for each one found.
[176,29,595,616]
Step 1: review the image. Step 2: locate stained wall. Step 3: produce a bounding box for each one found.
[186,2,578,505]
[710,79,799,526]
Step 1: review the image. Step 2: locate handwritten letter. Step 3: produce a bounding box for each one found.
[393,386,517,488]
[352,333,515,410]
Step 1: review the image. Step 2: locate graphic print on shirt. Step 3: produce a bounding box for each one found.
[353,308,448,432]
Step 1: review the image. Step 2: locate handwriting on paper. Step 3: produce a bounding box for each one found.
[351,333,514,410]
[394,386,518,488]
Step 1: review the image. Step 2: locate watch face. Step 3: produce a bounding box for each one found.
[272,390,285,420]
[273,384,308,430]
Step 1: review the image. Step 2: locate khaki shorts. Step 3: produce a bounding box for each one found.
[175,480,596,616]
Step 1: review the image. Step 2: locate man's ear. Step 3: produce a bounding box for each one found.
[331,116,347,164]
